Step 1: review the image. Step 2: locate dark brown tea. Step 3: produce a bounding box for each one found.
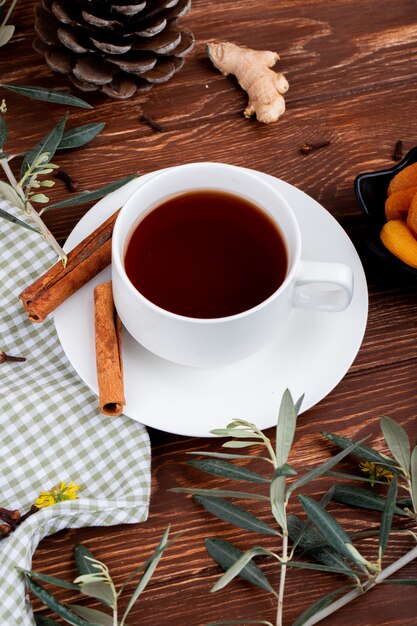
[124,190,288,319]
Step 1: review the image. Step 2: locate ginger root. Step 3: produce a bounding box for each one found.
[207,41,289,124]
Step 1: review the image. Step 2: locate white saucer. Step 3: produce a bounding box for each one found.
[54,169,368,437]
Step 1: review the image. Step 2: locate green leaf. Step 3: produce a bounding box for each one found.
[58,123,105,151]
[0,83,92,108]
[34,616,62,626]
[379,477,398,559]
[287,514,354,574]
[170,487,269,501]
[30,193,49,203]
[332,483,407,516]
[382,578,417,586]
[43,174,138,211]
[275,388,297,466]
[22,569,80,591]
[68,605,114,626]
[273,464,297,478]
[77,581,115,607]
[291,585,354,626]
[187,451,272,463]
[25,576,93,626]
[189,459,268,483]
[222,440,263,449]
[0,115,7,149]
[0,206,40,233]
[410,446,417,513]
[205,538,275,594]
[294,393,305,416]
[380,416,411,473]
[206,619,273,626]
[0,179,25,209]
[287,439,363,498]
[211,545,278,594]
[321,431,397,470]
[298,495,367,568]
[21,113,67,179]
[270,474,286,531]
[325,469,393,486]
[74,544,98,576]
[193,495,278,535]
[281,561,360,578]
[211,429,263,439]
[122,526,174,622]
[0,24,15,47]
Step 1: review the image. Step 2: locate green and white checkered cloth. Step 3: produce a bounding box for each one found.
[0,200,151,625]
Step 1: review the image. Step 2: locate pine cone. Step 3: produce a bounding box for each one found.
[33,0,194,99]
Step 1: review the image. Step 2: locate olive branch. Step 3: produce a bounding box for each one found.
[172,390,417,626]
[0,84,137,266]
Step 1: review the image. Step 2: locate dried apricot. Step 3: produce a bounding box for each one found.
[380,219,417,268]
[406,192,417,237]
[385,186,417,220]
[387,162,417,196]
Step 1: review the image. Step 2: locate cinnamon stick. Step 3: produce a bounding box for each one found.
[19,210,120,322]
[94,281,125,417]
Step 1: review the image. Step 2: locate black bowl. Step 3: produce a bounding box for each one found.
[354,146,417,278]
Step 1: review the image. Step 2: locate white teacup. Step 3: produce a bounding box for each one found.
[112,163,353,367]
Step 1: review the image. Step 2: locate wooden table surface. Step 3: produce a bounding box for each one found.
[3,1,417,624]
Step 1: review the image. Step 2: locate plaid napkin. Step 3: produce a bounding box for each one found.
[0,200,151,625]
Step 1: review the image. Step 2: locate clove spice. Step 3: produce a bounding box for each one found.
[300,140,331,155]
[54,169,80,193]
[0,505,38,540]
[392,140,403,162]
[0,351,26,363]
[140,114,164,133]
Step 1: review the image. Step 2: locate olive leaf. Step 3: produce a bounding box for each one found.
[20,569,80,592]
[410,446,417,513]
[0,83,92,108]
[0,24,14,47]
[43,174,138,211]
[205,537,275,594]
[34,616,62,626]
[25,576,92,626]
[0,205,39,233]
[380,416,411,474]
[379,477,398,559]
[68,605,114,626]
[74,544,99,577]
[188,458,268,483]
[194,495,278,535]
[206,619,273,626]
[332,483,406,516]
[381,578,417,586]
[321,431,397,470]
[0,115,7,149]
[270,472,286,531]
[298,495,368,570]
[121,525,175,623]
[187,451,272,464]
[58,122,105,151]
[275,388,297,466]
[170,487,269,501]
[21,113,68,178]
[211,428,263,439]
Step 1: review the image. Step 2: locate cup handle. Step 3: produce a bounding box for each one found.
[292,261,354,312]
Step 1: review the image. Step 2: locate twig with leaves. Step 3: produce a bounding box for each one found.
[0,84,136,266]
[24,527,179,626]
[172,390,417,626]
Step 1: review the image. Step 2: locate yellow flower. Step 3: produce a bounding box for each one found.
[359,461,394,486]
[34,481,80,509]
